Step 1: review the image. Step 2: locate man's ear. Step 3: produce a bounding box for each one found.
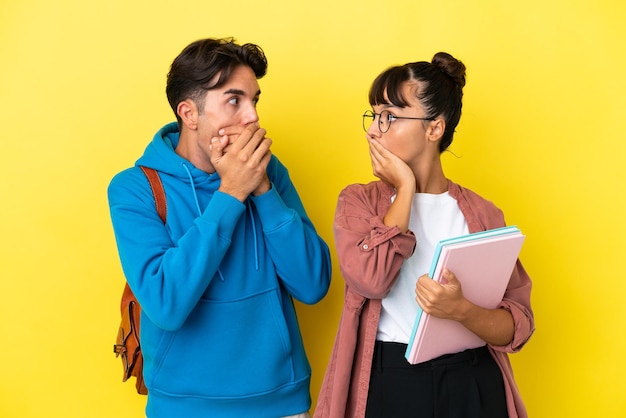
[427,118,445,143]
[177,99,198,130]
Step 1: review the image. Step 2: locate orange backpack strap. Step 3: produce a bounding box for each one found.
[139,166,167,223]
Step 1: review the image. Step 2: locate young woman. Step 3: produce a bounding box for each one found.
[315,53,534,418]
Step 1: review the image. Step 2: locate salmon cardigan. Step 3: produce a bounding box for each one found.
[314,180,534,418]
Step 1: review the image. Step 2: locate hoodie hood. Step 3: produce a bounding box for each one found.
[136,122,223,218]
[136,121,216,187]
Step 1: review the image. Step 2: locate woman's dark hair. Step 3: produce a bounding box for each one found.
[368,52,466,152]
[166,38,268,126]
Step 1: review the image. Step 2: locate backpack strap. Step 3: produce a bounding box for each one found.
[115,166,166,396]
[139,166,167,223]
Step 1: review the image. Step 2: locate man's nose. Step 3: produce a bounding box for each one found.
[241,104,259,125]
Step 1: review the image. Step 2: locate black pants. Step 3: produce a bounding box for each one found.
[365,342,508,418]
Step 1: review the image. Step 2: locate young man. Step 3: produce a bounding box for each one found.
[108,38,331,418]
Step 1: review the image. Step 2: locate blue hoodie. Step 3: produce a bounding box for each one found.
[108,122,332,417]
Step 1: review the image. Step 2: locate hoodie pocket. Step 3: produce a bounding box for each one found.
[150,288,295,398]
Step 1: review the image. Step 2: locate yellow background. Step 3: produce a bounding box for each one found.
[2,0,625,417]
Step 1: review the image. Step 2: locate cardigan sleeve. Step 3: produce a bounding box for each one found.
[333,183,416,299]
[450,181,535,353]
[493,259,534,352]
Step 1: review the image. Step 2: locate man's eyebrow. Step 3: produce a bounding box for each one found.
[223,89,261,97]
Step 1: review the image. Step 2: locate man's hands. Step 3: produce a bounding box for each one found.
[210,124,272,202]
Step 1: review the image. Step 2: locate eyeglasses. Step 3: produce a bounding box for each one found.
[362,110,435,133]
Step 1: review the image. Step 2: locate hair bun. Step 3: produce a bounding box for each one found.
[432,52,466,88]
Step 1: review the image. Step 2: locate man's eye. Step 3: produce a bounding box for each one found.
[387,114,397,121]
[228,97,239,105]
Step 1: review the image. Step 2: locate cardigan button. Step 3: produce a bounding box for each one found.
[362,244,368,250]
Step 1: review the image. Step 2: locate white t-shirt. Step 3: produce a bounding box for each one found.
[376,192,469,343]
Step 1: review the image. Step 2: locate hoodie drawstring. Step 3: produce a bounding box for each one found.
[182,163,225,281]
[181,163,202,217]
[248,204,259,271]
[181,163,258,278]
